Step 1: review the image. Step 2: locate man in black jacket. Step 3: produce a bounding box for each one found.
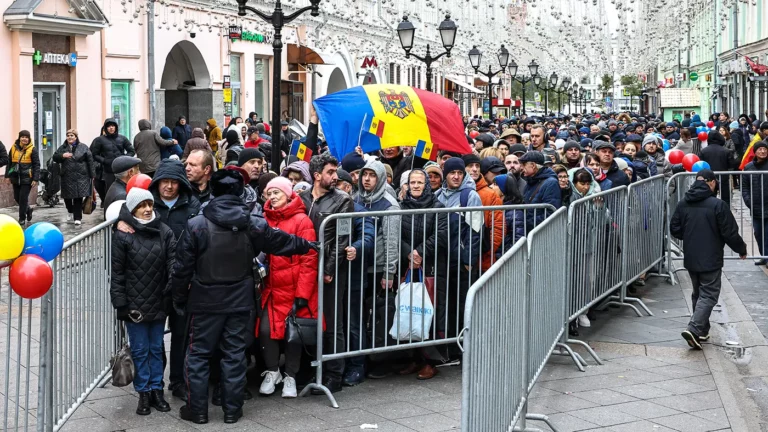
[0,142,8,168]
[299,153,354,394]
[594,140,630,188]
[670,169,746,349]
[91,118,135,193]
[700,130,737,207]
[172,170,316,425]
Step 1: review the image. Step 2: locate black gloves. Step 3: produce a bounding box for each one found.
[309,241,321,253]
[116,307,130,319]
[293,297,309,311]
[671,163,685,174]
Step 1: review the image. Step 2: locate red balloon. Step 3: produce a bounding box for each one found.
[667,149,685,165]
[469,130,480,139]
[682,153,700,172]
[697,131,708,142]
[706,121,715,128]
[126,174,152,194]
[9,255,53,299]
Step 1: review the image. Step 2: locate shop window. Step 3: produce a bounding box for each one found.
[389,63,395,84]
[396,65,401,84]
[255,58,269,120]
[111,81,132,138]
[230,54,241,119]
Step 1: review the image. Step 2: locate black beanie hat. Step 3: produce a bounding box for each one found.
[226,129,241,145]
[211,169,244,197]
[238,148,265,167]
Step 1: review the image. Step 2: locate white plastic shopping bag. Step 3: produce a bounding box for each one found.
[389,271,434,341]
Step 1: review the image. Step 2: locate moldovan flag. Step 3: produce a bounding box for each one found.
[289,140,313,162]
[740,133,762,170]
[313,84,471,160]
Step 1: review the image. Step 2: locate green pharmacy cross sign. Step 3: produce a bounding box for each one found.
[33,50,42,65]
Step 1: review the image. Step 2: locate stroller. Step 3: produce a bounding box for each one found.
[38,158,61,207]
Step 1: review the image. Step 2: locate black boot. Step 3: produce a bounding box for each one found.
[149,389,171,412]
[179,405,208,424]
[26,207,33,222]
[136,392,151,415]
[224,409,243,424]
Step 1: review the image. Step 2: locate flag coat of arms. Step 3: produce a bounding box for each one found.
[313,84,471,159]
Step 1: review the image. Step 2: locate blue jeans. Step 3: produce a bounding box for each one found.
[125,319,166,393]
[753,218,768,256]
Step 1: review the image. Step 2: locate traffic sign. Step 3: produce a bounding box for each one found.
[690,72,699,81]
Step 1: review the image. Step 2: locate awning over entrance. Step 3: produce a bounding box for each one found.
[4,0,107,35]
[445,75,483,94]
[287,44,327,65]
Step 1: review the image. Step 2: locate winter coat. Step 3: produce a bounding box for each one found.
[90,119,134,174]
[522,166,562,229]
[182,128,212,160]
[700,141,732,172]
[690,115,704,128]
[103,178,127,217]
[258,194,319,340]
[567,168,607,256]
[172,122,192,150]
[299,187,355,277]
[53,140,94,199]
[354,159,401,279]
[731,130,746,156]
[742,158,768,219]
[436,174,483,267]
[134,119,175,174]
[399,171,448,276]
[674,140,695,155]
[664,131,680,141]
[0,142,8,168]
[475,176,505,270]
[670,180,746,272]
[172,194,314,314]
[206,119,222,153]
[281,161,312,184]
[646,150,666,174]
[149,160,201,239]
[110,206,176,322]
[604,160,630,188]
[6,141,40,185]
[592,169,613,191]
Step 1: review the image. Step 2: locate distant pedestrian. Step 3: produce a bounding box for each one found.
[91,118,134,193]
[53,129,95,226]
[172,116,192,150]
[134,120,177,177]
[5,130,40,226]
[670,169,747,349]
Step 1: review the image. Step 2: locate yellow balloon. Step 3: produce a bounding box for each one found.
[0,214,25,261]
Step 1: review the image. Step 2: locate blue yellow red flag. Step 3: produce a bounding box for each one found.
[313,84,471,159]
[289,139,313,162]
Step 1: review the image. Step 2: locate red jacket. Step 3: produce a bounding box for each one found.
[244,137,267,149]
[257,193,321,339]
[476,176,504,270]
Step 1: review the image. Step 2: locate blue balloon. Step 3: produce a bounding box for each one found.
[23,222,64,262]
[691,161,711,172]
[662,139,671,151]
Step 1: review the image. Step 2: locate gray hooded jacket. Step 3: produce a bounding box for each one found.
[355,159,401,280]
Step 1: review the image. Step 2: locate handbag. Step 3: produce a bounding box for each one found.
[110,324,134,387]
[285,304,318,355]
[82,182,96,215]
[389,269,434,342]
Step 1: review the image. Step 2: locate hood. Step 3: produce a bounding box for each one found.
[692,114,701,123]
[685,180,715,203]
[117,204,160,234]
[202,195,251,230]
[149,159,193,194]
[103,118,119,136]
[138,119,151,131]
[263,192,307,221]
[568,168,600,200]
[358,159,388,205]
[525,166,557,184]
[206,118,218,128]
[400,169,436,209]
[441,170,477,198]
[191,128,205,139]
[226,128,241,145]
[281,161,312,183]
[240,184,258,208]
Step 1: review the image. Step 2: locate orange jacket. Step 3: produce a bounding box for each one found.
[475,176,505,270]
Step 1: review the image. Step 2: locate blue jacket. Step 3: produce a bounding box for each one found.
[173,123,192,149]
[350,201,376,261]
[522,166,561,229]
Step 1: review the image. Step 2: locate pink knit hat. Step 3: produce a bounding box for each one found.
[265,176,294,198]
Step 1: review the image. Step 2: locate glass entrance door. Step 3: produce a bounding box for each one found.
[33,86,63,166]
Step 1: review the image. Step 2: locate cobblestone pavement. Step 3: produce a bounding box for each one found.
[3,203,767,432]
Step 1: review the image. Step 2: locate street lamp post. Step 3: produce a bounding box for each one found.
[468,45,509,119]
[553,77,572,114]
[397,15,458,93]
[535,72,559,114]
[236,0,321,171]
[508,60,539,115]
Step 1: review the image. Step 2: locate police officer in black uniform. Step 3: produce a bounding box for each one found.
[172,169,317,425]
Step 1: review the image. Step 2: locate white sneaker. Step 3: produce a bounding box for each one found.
[74,220,82,227]
[66,213,74,223]
[578,314,591,328]
[259,370,282,395]
[282,375,297,398]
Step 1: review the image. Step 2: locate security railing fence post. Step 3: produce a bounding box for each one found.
[620,184,631,304]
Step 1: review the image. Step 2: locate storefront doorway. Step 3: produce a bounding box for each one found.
[33,84,66,166]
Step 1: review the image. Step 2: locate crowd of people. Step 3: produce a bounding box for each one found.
[2,107,768,425]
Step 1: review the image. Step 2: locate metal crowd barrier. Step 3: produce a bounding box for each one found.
[667,171,768,285]
[299,204,557,407]
[37,221,119,432]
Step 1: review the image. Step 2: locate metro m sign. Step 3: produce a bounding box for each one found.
[361,56,378,69]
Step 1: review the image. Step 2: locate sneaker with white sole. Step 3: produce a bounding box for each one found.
[681,330,702,350]
[578,314,591,328]
[259,370,282,395]
[67,213,74,224]
[282,375,297,398]
[74,220,82,227]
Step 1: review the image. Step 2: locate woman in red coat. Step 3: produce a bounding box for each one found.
[257,176,318,398]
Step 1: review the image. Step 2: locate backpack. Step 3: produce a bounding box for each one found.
[459,188,493,253]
